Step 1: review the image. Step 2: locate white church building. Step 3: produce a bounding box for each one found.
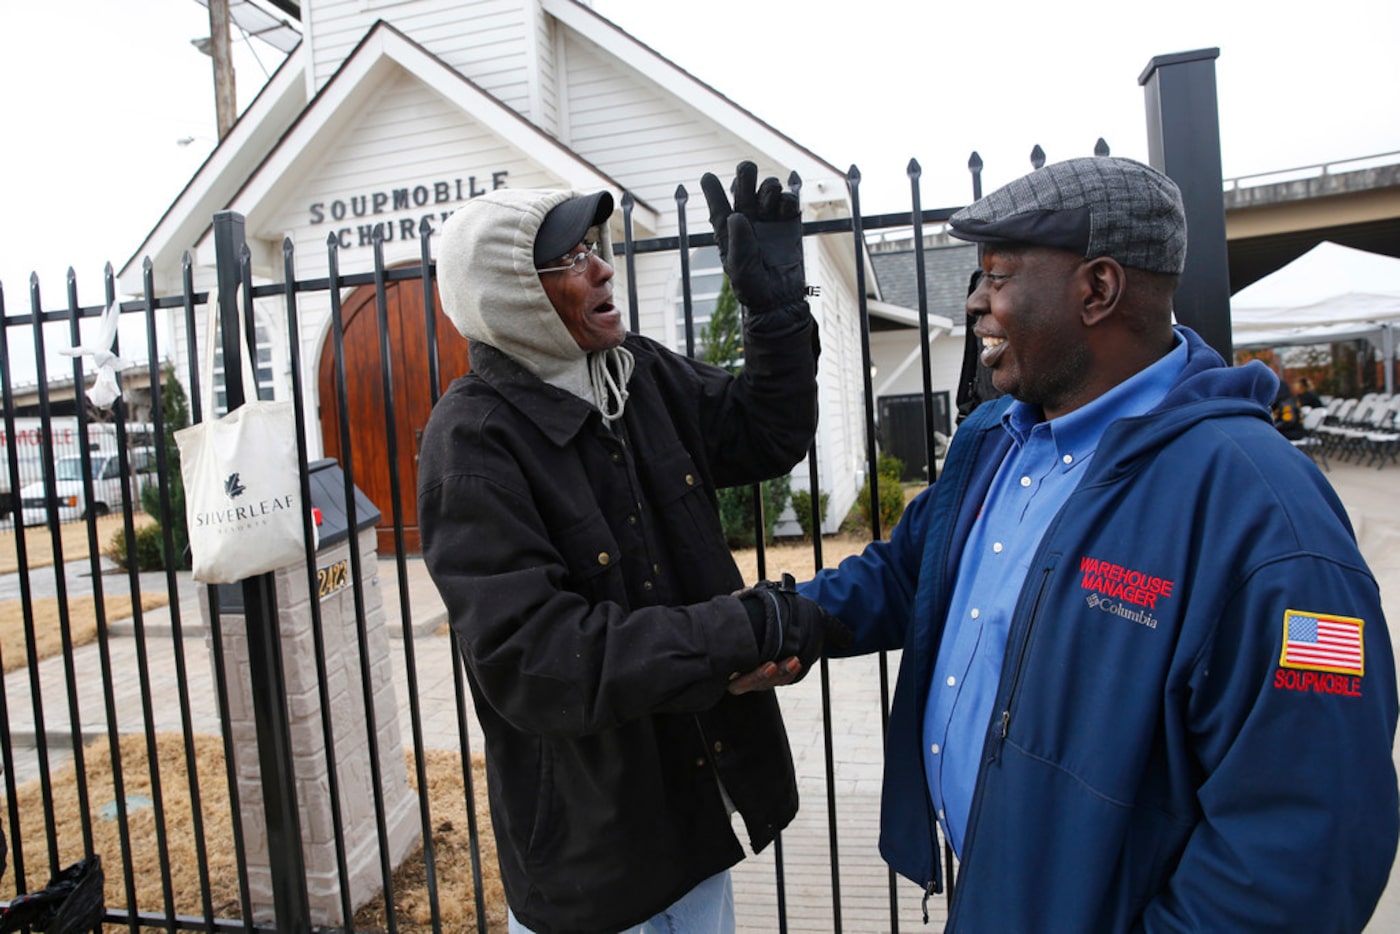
[119,0,965,548]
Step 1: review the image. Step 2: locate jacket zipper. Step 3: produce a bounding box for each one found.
[992,566,1053,757]
[944,563,1054,931]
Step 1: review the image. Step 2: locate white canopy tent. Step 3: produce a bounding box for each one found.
[1229,242,1400,393]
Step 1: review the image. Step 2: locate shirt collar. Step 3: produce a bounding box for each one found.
[1001,333,1188,461]
[469,341,596,446]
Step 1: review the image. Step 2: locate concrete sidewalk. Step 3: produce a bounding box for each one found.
[3,459,1398,931]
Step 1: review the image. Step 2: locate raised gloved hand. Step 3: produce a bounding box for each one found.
[737,573,852,682]
[700,161,806,316]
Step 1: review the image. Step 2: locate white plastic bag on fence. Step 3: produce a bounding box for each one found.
[175,298,313,584]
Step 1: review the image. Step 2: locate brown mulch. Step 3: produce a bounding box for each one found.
[2,734,506,933]
[353,750,506,933]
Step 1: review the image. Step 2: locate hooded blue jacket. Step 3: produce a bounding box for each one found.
[801,327,1398,932]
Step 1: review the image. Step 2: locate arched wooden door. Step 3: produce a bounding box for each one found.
[317,276,471,555]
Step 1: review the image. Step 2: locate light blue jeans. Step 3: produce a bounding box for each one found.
[507,869,735,934]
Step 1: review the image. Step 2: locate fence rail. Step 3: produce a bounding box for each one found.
[0,152,994,933]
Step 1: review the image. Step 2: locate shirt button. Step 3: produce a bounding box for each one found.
[938,808,946,820]
[1063,453,1074,465]
[598,552,610,566]
[1020,475,1031,487]
[930,743,940,755]
[970,608,980,620]
[946,675,956,687]
[993,542,1003,553]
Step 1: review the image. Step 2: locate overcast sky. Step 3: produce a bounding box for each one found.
[2,0,1397,383]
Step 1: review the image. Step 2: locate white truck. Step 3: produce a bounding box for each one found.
[1,418,155,525]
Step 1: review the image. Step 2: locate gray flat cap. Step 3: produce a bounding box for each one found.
[948,156,1187,275]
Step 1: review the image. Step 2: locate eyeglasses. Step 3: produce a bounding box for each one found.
[538,241,600,275]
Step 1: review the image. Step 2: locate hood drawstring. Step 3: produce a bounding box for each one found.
[590,345,635,425]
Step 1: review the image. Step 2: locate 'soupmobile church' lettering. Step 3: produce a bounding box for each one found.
[308,171,510,250]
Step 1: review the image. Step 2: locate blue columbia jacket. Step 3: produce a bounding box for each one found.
[801,328,1399,932]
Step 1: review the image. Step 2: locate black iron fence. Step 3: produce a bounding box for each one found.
[0,48,1229,930]
[0,154,979,932]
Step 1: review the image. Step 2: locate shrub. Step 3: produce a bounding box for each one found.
[106,522,168,572]
[145,363,192,569]
[790,488,829,540]
[850,453,906,539]
[717,474,791,549]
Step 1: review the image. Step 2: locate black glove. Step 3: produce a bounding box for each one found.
[700,161,806,316]
[738,573,853,680]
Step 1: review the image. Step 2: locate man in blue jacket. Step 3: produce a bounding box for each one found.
[790,156,1399,931]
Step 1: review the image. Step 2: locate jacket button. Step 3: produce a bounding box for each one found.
[611,452,623,463]
[642,581,653,591]
[652,563,660,575]
[684,473,696,486]
[598,552,610,566]
[713,741,723,753]
[628,514,638,524]
[695,757,705,767]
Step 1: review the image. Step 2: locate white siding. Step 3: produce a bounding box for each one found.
[809,240,868,532]
[870,328,963,401]
[308,0,542,120]
[557,33,785,228]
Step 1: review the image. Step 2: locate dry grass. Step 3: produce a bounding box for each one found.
[0,592,168,674]
[0,511,167,673]
[2,734,506,933]
[0,513,152,575]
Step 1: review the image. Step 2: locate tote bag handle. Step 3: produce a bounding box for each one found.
[198,293,262,417]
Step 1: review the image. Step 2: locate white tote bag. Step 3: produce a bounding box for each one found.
[175,299,311,584]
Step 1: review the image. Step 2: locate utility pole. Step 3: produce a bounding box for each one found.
[208,0,237,139]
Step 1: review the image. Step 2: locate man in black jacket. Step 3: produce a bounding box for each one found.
[418,163,845,934]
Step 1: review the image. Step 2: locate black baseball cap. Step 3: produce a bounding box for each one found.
[534,191,614,266]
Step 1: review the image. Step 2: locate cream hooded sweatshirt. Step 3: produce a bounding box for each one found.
[436,187,633,418]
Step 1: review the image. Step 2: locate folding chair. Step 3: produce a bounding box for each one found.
[1291,406,1330,471]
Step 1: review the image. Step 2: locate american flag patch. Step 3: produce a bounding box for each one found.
[1280,610,1365,676]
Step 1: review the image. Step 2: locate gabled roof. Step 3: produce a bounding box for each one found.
[121,18,658,288]
[868,239,978,328]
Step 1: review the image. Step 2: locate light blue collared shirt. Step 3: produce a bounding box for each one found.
[923,334,1187,856]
